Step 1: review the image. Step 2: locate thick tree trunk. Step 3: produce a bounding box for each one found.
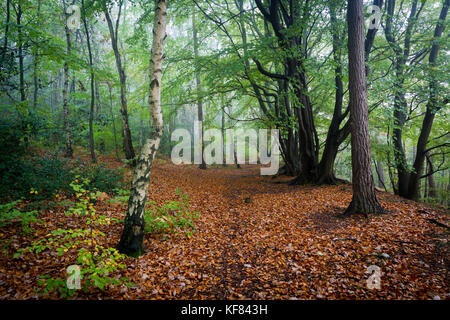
[407,0,448,200]
[344,0,384,216]
[104,3,135,165]
[117,0,167,257]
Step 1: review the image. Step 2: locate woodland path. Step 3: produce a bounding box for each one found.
[119,161,448,299]
[1,157,448,299]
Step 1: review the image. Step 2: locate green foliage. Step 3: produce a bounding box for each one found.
[0,147,124,201]
[107,188,130,205]
[145,188,200,238]
[0,200,41,234]
[14,178,132,298]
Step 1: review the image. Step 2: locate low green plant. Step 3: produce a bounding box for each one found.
[106,188,130,205]
[0,200,40,234]
[145,188,200,238]
[14,178,132,298]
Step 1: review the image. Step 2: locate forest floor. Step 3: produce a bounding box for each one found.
[0,151,449,300]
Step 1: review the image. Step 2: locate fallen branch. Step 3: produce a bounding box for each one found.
[426,218,450,230]
[332,238,358,242]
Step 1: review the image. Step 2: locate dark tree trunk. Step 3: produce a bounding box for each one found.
[375,160,387,190]
[107,82,120,160]
[2,0,10,61]
[81,0,96,162]
[344,0,384,216]
[318,2,346,184]
[32,0,41,108]
[384,0,421,197]
[221,104,226,167]
[17,1,25,102]
[104,2,135,165]
[117,0,167,257]
[425,154,437,200]
[192,12,207,170]
[407,0,448,200]
[62,0,73,158]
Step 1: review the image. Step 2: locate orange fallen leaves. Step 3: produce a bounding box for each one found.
[0,155,448,300]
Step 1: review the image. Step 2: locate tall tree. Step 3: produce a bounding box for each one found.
[16,0,25,102]
[62,0,74,158]
[384,0,423,197]
[192,11,207,170]
[407,0,449,200]
[117,0,167,257]
[103,0,136,165]
[344,0,384,216]
[81,0,96,162]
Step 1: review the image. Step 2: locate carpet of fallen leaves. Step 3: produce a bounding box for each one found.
[0,153,448,300]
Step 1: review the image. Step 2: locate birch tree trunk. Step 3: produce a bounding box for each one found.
[344,0,384,216]
[117,0,167,257]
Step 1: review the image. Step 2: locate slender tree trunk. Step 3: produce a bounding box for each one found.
[104,2,136,165]
[117,0,167,257]
[107,82,120,160]
[384,0,422,196]
[344,0,384,216]
[425,154,437,200]
[62,0,73,158]
[81,0,96,162]
[221,103,226,167]
[2,0,10,61]
[17,1,25,102]
[192,12,207,170]
[375,160,387,191]
[32,0,41,108]
[407,0,449,200]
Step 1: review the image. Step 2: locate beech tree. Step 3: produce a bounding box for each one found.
[344,0,384,216]
[117,0,167,257]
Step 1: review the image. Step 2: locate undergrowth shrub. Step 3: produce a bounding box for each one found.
[145,188,200,238]
[14,177,131,298]
[0,200,41,234]
[0,152,124,202]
